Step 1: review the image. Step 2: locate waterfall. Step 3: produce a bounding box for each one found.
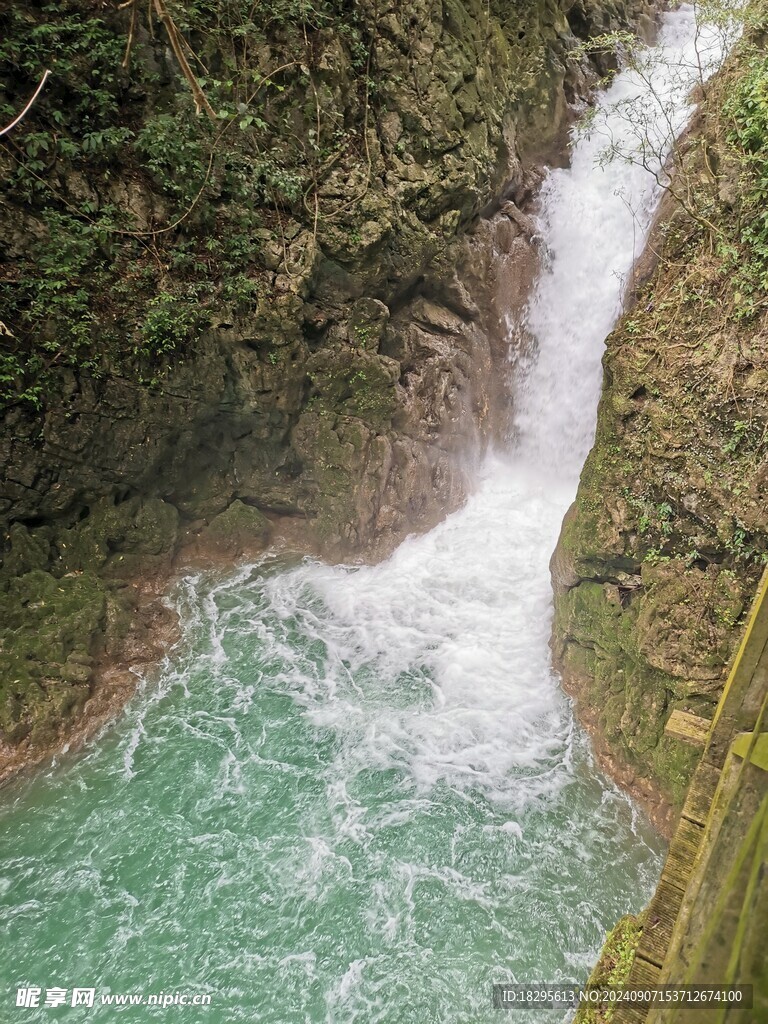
[515,5,728,479]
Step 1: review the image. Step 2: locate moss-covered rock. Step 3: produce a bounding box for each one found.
[347,298,391,351]
[551,17,768,807]
[574,913,645,1023]
[0,570,108,745]
[3,523,52,577]
[48,497,180,577]
[199,500,272,558]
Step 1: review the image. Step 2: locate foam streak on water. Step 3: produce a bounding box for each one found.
[0,9,726,1023]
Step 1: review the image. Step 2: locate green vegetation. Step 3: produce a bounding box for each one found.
[574,914,645,1023]
[725,49,768,294]
[138,292,205,360]
[0,0,573,412]
[0,0,382,408]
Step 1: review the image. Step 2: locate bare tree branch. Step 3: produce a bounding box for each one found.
[151,0,217,120]
[0,70,51,137]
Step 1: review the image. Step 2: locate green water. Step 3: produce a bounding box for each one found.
[2,495,663,1023]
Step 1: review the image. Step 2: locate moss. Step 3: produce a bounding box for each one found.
[306,347,401,429]
[347,298,390,351]
[0,570,108,744]
[0,495,184,746]
[2,523,51,576]
[574,913,644,1024]
[556,576,701,805]
[51,498,180,576]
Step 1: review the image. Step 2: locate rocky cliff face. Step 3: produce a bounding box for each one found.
[0,0,649,770]
[550,10,768,810]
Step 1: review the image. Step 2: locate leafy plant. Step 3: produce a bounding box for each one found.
[135,114,211,208]
[137,293,205,360]
[724,52,768,288]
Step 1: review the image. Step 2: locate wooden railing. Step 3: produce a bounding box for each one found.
[610,567,768,1024]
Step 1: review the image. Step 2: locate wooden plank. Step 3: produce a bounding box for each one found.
[708,567,768,765]
[612,960,660,1024]
[665,709,710,746]
[612,1004,649,1024]
[659,817,703,891]
[636,878,687,968]
[633,817,703,975]
[626,954,661,986]
[680,761,720,826]
[712,565,768,731]
[577,933,662,1024]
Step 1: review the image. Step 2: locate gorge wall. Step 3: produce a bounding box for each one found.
[550,4,768,812]
[0,0,651,771]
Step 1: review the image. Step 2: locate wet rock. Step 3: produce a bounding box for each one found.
[199,500,272,558]
[347,299,390,351]
[3,523,51,577]
[0,570,108,746]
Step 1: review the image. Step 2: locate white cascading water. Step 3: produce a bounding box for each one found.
[234,4,726,805]
[0,9,733,1024]
[514,6,728,478]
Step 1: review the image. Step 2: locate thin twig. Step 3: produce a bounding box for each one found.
[122,1,138,69]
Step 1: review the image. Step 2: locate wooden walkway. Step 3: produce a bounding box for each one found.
[612,761,721,1024]
[612,567,768,1024]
